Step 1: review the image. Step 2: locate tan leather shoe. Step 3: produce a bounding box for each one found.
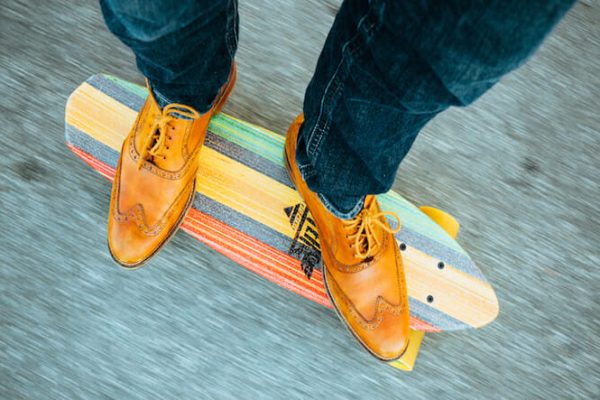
[284,114,410,361]
[108,64,236,268]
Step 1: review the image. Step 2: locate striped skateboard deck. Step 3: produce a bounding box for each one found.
[65,75,498,370]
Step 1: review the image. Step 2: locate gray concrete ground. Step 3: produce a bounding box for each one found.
[1,1,599,399]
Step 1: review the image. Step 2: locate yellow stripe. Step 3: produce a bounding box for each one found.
[403,246,499,327]
[196,149,301,238]
[66,82,137,149]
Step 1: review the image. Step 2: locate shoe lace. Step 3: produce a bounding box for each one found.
[342,203,401,259]
[137,103,200,169]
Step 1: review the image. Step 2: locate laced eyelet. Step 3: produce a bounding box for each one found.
[344,201,401,259]
[137,103,200,169]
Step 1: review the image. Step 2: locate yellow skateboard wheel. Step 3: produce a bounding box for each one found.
[419,206,460,239]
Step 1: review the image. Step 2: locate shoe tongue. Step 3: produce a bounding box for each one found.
[171,112,194,121]
[364,194,375,206]
[166,107,196,121]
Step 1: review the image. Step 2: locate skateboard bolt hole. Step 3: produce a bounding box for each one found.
[427,295,434,303]
[438,261,445,270]
[399,243,407,251]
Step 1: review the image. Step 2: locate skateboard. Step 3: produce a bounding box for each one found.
[65,75,499,371]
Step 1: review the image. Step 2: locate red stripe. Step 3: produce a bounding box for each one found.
[67,142,441,332]
[182,211,330,306]
[410,317,439,332]
[69,144,115,180]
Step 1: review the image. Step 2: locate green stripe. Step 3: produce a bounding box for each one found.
[379,192,466,255]
[208,115,284,166]
[105,75,147,98]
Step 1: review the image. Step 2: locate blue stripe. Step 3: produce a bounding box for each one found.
[88,75,145,111]
[408,298,470,331]
[204,133,292,188]
[393,221,486,281]
[66,125,119,168]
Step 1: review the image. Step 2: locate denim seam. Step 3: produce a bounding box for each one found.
[152,86,171,108]
[305,7,378,163]
[318,193,366,220]
[225,0,238,59]
[298,163,316,179]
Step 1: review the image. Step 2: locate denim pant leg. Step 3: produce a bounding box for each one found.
[297,0,575,218]
[100,0,238,112]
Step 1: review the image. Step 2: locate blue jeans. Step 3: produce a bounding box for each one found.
[100,0,574,218]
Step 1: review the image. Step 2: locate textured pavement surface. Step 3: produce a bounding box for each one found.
[1,1,599,399]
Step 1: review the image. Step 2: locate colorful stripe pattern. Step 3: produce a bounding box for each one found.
[65,75,498,332]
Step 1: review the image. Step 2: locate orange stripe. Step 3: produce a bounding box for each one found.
[183,214,329,306]
[184,210,325,293]
[410,318,439,332]
[67,142,440,332]
[68,144,114,179]
[186,211,302,273]
[183,211,328,300]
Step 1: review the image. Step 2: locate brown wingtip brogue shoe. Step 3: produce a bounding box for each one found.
[108,64,236,269]
[284,114,410,361]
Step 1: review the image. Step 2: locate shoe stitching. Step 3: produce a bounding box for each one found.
[326,268,405,331]
[129,99,199,180]
[329,234,387,273]
[111,159,196,237]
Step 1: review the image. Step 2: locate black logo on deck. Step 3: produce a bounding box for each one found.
[285,203,321,279]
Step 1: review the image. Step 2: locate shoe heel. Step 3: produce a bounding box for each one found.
[213,63,237,115]
[283,149,297,190]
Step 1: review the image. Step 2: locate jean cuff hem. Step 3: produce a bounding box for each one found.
[317,192,365,220]
[149,84,172,109]
[149,81,213,114]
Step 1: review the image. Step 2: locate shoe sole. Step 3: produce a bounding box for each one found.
[213,62,237,115]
